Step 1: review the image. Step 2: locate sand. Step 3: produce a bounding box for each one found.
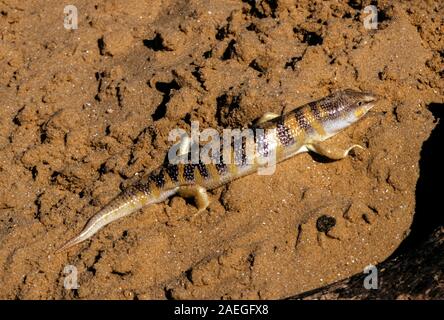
[0,0,442,299]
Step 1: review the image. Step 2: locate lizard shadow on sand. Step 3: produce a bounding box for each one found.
[307,152,338,164]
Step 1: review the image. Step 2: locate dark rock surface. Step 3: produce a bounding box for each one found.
[289,227,443,299]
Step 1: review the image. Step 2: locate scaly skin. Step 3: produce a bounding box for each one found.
[57,89,378,252]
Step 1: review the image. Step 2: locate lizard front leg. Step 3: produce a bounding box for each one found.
[306,142,364,160]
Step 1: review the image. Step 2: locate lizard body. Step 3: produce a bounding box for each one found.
[57,89,377,252]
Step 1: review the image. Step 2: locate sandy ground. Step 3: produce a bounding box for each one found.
[0,0,442,299]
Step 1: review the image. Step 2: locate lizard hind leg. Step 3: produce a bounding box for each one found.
[177,185,210,213]
[255,112,280,125]
[307,142,364,160]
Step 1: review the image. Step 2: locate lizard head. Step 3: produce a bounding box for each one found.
[342,89,378,120]
[318,89,378,138]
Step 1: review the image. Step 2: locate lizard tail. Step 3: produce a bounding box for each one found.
[56,186,180,253]
[56,192,146,253]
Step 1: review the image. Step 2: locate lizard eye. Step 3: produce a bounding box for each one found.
[357,101,364,107]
